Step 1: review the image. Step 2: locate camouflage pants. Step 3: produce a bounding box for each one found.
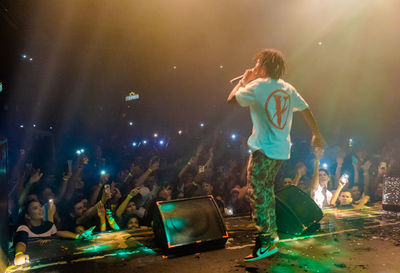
[247,150,282,245]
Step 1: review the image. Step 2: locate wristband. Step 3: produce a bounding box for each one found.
[148,168,153,173]
[128,172,133,177]
[128,194,133,199]
[15,252,24,256]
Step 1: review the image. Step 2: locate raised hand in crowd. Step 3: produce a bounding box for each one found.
[47,200,56,223]
[96,202,107,231]
[335,150,346,188]
[330,174,349,206]
[28,168,43,184]
[18,168,44,207]
[89,173,110,206]
[293,162,307,186]
[149,156,160,172]
[310,147,324,195]
[135,156,159,187]
[116,187,140,219]
[351,155,359,185]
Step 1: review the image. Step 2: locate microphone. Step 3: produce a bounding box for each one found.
[229,75,243,85]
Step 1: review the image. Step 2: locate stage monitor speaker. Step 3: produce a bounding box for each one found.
[153,196,228,254]
[383,176,400,211]
[275,185,323,235]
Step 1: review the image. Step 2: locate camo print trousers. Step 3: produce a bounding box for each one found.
[247,150,282,245]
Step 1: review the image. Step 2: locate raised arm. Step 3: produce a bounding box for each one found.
[361,160,372,196]
[334,151,345,189]
[300,108,325,148]
[227,68,258,104]
[135,158,159,187]
[116,188,140,219]
[18,169,43,207]
[310,148,324,196]
[330,175,348,206]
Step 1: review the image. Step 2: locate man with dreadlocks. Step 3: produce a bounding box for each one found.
[227,49,324,261]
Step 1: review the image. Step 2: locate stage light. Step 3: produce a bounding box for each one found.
[200,122,205,127]
[76,150,81,155]
[248,149,251,154]
[154,133,158,138]
[159,140,165,145]
[132,142,138,147]
[100,170,106,176]
[20,124,24,128]
[80,149,85,153]
[178,130,182,135]
[143,140,148,145]
[129,121,133,126]
[231,133,237,140]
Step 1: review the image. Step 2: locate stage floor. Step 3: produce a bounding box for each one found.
[6,203,400,273]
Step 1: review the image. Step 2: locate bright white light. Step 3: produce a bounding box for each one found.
[200,123,205,127]
[33,124,36,127]
[100,170,106,175]
[173,66,177,70]
[219,65,224,69]
[318,41,322,46]
[129,121,133,126]
[132,142,137,147]
[231,133,237,140]
[344,174,349,179]
[349,138,353,142]
[80,149,85,153]
[178,130,182,135]
[76,150,81,155]
[143,140,148,144]
[322,163,328,169]
[153,133,158,138]
[29,58,33,61]
[20,124,24,128]
[21,54,27,59]
[159,140,164,145]
[49,126,53,130]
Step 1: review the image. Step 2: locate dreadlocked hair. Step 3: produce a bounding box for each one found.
[255,49,287,79]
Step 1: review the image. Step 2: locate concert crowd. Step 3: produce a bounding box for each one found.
[7,130,398,265]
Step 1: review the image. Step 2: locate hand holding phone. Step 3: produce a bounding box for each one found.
[339,174,349,187]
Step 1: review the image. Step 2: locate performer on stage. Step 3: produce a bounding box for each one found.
[227,49,324,261]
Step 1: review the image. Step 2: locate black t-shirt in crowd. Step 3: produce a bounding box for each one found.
[14,221,57,245]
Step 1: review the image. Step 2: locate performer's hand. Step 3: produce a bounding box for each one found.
[241,69,258,86]
[311,134,325,149]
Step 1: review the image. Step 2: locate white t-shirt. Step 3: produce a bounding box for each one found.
[235,78,309,160]
[312,185,332,208]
